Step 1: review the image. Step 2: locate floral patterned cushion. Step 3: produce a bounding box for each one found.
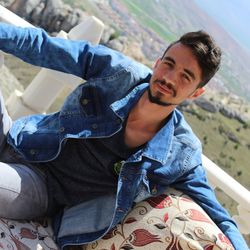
[0,218,57,250]
[0,188,235,250]
[85,188,234,250]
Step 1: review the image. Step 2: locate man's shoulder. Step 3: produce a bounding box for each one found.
[95,44,152,77]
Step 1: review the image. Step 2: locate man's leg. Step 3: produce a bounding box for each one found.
[0,162,48,220]
[0,88,48,219]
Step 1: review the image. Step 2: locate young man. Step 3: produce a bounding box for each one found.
[0,22,248,249]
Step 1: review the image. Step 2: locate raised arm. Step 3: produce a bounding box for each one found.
[0,22,132,80]
[172,165,248,250]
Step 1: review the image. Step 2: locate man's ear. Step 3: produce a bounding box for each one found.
[189,87,206,100]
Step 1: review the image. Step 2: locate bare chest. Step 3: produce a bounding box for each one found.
[124,123,155,148]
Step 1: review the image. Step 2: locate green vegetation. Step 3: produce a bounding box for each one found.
[62,0,85,11]
[184,108,250,190]
[62,0,101,15]
[219,64,249,102]
[120,0,176,42]
[184,108,250,216]
[109,29,122,41]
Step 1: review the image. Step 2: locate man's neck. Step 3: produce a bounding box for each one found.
[127,91,176,133]
[124,92,176,148]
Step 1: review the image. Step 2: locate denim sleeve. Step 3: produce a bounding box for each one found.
[171,165,248,250]
[0,22,133,80]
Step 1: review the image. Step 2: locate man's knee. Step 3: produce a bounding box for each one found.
[0,162,48,219]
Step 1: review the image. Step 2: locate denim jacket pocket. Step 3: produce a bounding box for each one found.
[80,84,102,118]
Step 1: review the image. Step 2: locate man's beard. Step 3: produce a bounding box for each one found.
[147,87,178,107]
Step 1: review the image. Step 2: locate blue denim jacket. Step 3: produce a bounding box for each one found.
[0,23,247,249]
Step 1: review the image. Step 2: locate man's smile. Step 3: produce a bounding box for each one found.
[154,80,177,97]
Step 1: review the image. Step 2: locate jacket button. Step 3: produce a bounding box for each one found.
[151,187,157,195]
[59,127,65,132]
[117,207,124,212]
[81,99,89,105]
[30,149,36,155]
[92,124,98,129]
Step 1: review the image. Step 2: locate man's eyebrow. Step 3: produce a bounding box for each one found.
[164,56,196,81]
[163,56,175,65]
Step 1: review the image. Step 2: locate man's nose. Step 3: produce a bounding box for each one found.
[163,70,177,85]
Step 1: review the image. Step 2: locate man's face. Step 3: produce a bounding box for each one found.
[149,42,205,106]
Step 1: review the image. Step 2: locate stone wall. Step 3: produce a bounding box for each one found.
[1,0,86,32]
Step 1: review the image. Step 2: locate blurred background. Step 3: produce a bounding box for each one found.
[0,0,249,245]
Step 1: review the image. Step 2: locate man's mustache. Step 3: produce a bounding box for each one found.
[154,79,177,97]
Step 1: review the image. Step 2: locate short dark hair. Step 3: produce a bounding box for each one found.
[162,30,221,88]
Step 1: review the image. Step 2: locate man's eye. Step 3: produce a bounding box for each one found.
[183,74,191,82]
[164,62,173,67]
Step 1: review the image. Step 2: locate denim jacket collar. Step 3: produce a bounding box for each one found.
[110,83,174,165]
[110,83,148,121]
[142,116,174,165]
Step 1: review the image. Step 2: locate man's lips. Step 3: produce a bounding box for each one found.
[154,80,176,97]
